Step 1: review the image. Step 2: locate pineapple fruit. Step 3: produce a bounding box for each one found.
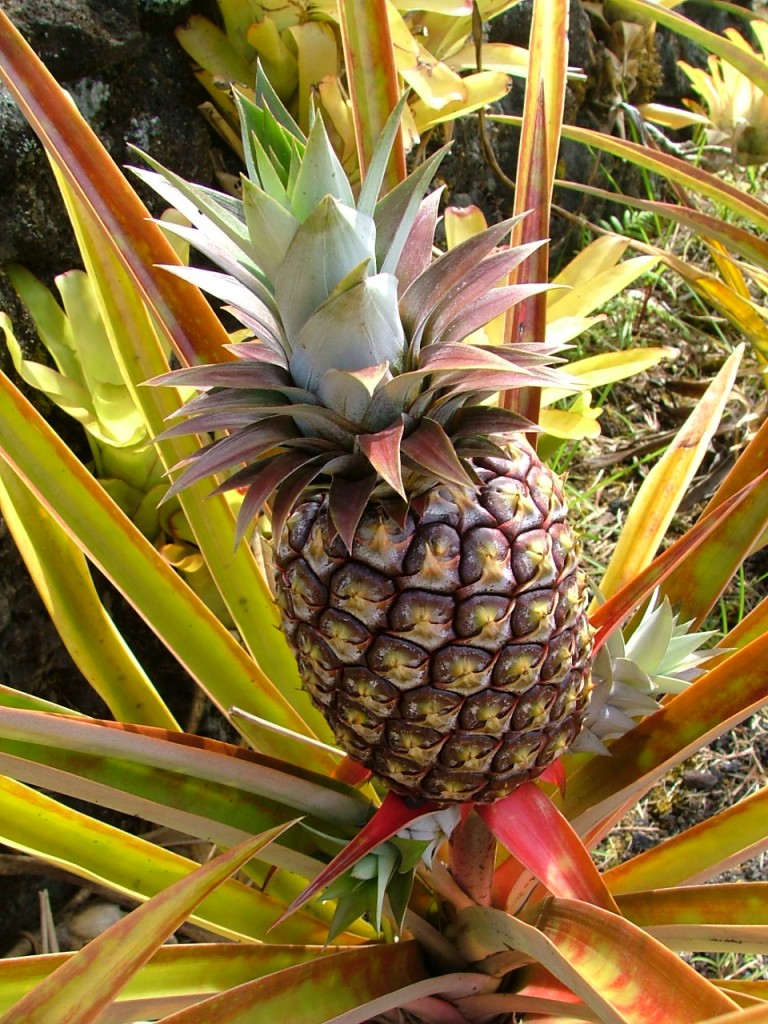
[144,78,593,803]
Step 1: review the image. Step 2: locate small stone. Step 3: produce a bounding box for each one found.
[682,769,720,791]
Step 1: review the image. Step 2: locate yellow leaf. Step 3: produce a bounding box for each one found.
[444,204,489,248]
[541,346,674,405]
[638,101,710,129]
[410,70,511,130]
[540,406,602,440]
[598,347,743,599]
[446,41,530,74]
[547,254,659,320]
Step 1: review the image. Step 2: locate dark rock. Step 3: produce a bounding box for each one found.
[0,0,214,278]
[2,1,142,81]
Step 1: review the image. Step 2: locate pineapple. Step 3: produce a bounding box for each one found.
[143,77,593,803]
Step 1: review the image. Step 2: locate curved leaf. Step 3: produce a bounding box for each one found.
[154,943,429,1024]
[0,829,293,1024]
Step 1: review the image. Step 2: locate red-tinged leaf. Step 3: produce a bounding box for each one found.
[273,791,443,927]
[539,759,567,795]
[357,417,406,498]
[339,0,403,188]
[329,473,378,553]
[449,810,496,907]
[331,756,372,787]
[450,905,631,1024]
[227,452,325,546]
[401,419,476,488]
[559,630,768,836]
[451,405,538,437]
[144,943,428,1024]
[532,899,739,1023]
[476,783,619,913]
[658,470,768,628]
[400,218,520,336]
[396,188,444,293]
[0,828,295,1024]
[504,0,567,428]
[456,992,593,1022]
[589,474,765,651]
[0,11,232,367]
[604,788,768,895]
[436,283,553,348]
[422,241,546,342]
[269,459,334,550]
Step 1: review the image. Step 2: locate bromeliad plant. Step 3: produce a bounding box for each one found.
[0,3,767,1022]
[175,0,524,171]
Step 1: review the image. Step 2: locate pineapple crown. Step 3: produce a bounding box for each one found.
[137,69,574,548]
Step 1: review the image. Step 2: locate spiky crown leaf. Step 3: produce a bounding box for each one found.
[139,68,575,547]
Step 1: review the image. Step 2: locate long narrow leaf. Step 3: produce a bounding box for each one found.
[610,0,768,95]
[477,783,618,912]
[0,462,178,729]
[0,370,333,765]
[0,776,327,943]
[54,171,329,739]
[558,630,768,834]
[598,347,741,598]
[153,943,430,1024]
[0,709,367,828]
[604,788,768,894]
[339,0,404,188]
[0,10,231,367]
[0,828,294,1024]
[0,945,346,1023]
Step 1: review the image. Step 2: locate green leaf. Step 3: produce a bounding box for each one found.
[0,944,344,1022]
[150,943,428,1024]
[0,462,179,729]
[0,828,294,1024]
[0,776,326,944]
[0,368,330,764]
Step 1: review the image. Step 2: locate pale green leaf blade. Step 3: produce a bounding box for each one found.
[53,171,330,745]
[0,776,329,945]
[0,368,329,763]
[0,462,178,729]
[0,828,294,1024]
[558,630,768,836]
